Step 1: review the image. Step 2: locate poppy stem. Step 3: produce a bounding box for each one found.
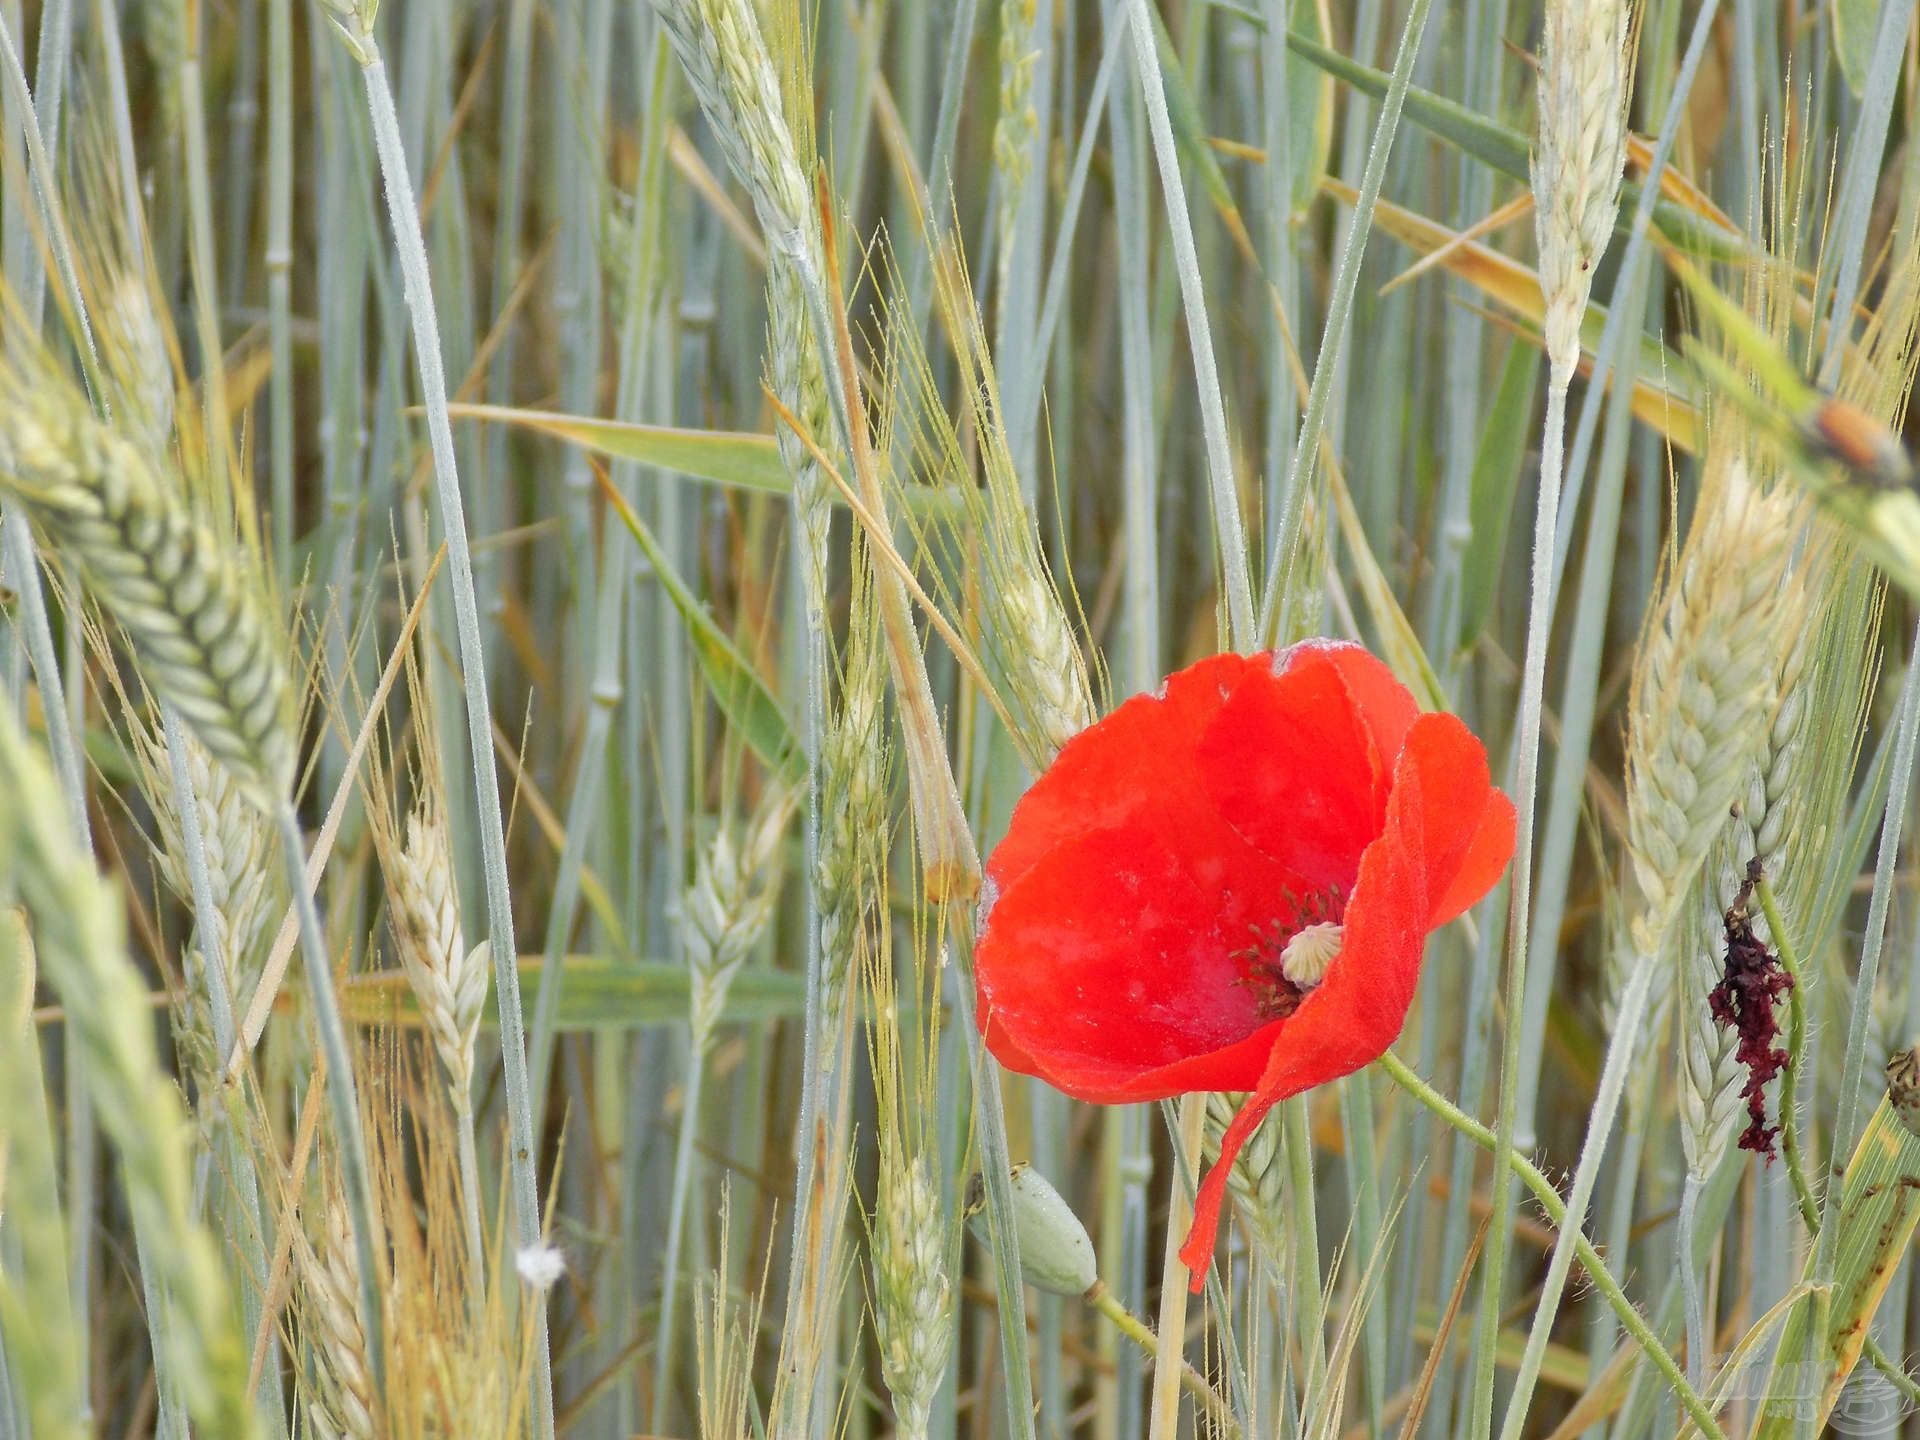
[1373,1051,1730,1440]
[1751,876,1820,1232]
[1083,1281,1242,1439]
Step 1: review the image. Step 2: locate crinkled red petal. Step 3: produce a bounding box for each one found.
[1431,789,1517,928]
[1179,716,1444,1288]
[976,811,1292,1099]
[1197,652,1384,888]
[1279,639,1419,794]
[986,651,1263,893]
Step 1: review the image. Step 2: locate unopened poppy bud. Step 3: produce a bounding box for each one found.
[1888,1043,1920,1139]
[964,1164,1097,1296]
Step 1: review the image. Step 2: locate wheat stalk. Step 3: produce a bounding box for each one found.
[0,347,294,807]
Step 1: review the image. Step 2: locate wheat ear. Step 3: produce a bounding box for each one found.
[296,1192,379,1440]
[817,571,889,1037]
[1204,1090,1289,1277]
[0,352,293,805]
[687,789,797,1055]
[0,702,255,1436]
[872,1150,953,1440]
[1624,461,1815,972]
[146,726,280,1016]
[1533,0,1636,385]
[390,803,488,1109]
[1677,594,1829,1180]
[652,0,834,588]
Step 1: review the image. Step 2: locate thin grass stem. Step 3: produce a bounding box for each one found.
[1473,374,1567,1432]
[342,39,554,1433]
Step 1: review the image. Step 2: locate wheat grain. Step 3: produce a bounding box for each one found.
[1532,0,1636,384]
[0,351,294,807]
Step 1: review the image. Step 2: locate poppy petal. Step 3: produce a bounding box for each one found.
[986,651,1263,892]
[1179,732,1434,1287]
[1389,711,1513,929]
[984,1008,1284,1105]
[1196,658,1382,888]
[976,812,1290,1102]
[1432,790,1517,928]
[1279,639,1419,773]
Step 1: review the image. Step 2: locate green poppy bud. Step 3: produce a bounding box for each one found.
[965,1163,1097,1296]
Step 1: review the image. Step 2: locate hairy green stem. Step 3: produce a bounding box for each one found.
[1376,1051,1728,1440]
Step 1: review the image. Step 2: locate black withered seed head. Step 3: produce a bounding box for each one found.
[1710,862,1794,1157]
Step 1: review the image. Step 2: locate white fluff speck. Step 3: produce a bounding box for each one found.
[516,1243,567,1290]
[976,875,1001,929]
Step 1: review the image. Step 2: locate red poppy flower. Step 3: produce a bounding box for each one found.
[973,641,1514,1290]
